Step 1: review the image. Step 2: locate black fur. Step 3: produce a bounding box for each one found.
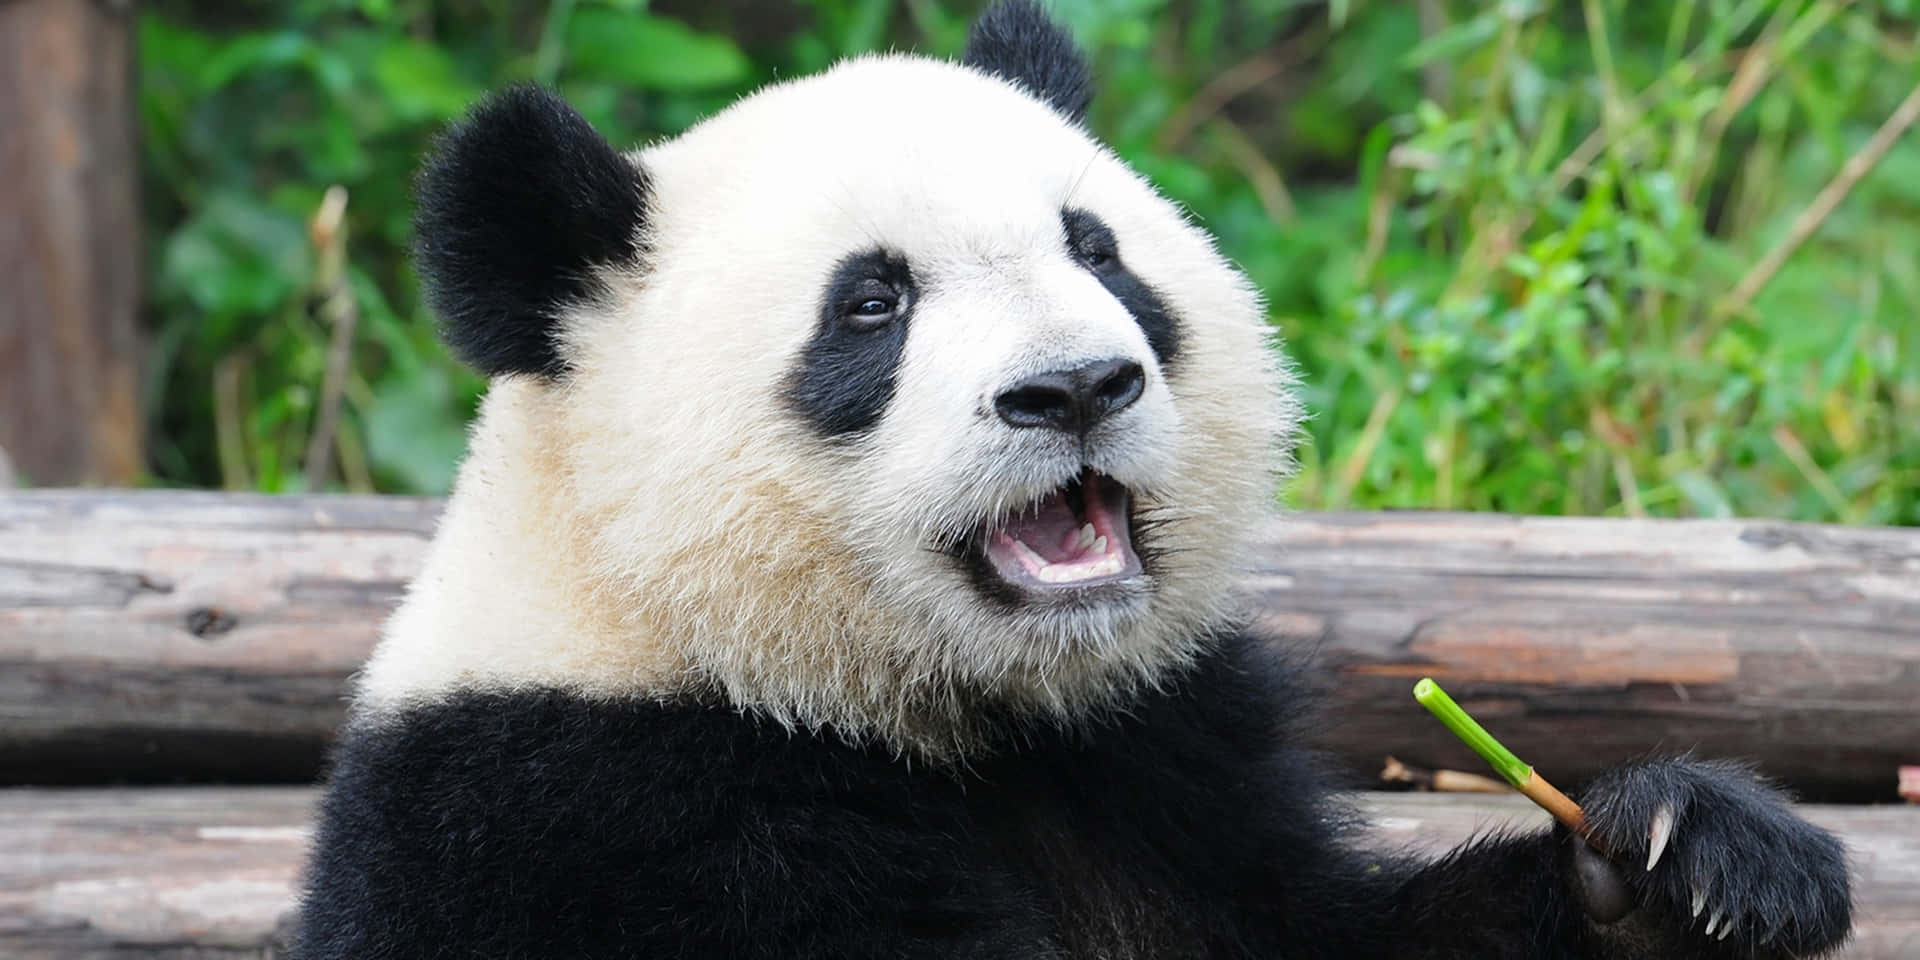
[290,634,1852,959]
[962,1,1094,123]
[413,85,648,378]
[1063,208,1183,366]
[784,249,918,437]
[1570,756,1853,954]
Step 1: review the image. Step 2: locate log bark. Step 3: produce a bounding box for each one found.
[0,0,143,487]
[0,492,441,783]
[1,491,1917,798]
[1247,512,1920,802]
[0,787,1913,958]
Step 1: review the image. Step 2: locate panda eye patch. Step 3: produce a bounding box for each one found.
[1061,208,1182,366]
[789,248,918,437]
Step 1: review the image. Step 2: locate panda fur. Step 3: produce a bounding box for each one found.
[291,4,1853,957]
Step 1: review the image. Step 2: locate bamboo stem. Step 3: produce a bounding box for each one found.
[1517,770,1587,835]
[1414,678,1591,838]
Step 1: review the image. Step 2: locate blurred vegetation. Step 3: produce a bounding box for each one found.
[137,0,1920,524]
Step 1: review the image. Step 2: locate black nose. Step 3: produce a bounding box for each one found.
[994,358,1146,435]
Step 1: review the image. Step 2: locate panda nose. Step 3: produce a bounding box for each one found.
[994,358,1146,435]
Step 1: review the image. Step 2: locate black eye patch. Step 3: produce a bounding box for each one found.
[784,250,918,438]
[1061,209,1182,368]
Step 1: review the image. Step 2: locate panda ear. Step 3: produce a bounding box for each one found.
[961,0,1093,123]
[413,85,647,379]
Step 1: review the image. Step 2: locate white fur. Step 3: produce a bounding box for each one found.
[358,54,1301,757]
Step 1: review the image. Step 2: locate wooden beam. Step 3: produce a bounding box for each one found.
[0,787,1912,958]
[1245,512,1920,802]
[0,0,143,486]
[0,492,440,783]
[1,491,1917,798]
[0,788,312,958]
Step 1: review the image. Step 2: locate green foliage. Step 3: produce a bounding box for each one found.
[137,0,1920,525]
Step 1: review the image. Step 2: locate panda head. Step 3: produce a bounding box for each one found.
[368,0,1300,755]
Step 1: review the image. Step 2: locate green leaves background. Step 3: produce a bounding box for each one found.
[138,1,1920,525]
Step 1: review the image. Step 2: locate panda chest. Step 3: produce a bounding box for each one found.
[684,708,1279,958]
[340,691,1281,957]
[971,779,1221,958]
[952,735,1284,960]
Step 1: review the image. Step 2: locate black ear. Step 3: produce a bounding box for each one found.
[413,85,647,379]
[961,0,1092,123]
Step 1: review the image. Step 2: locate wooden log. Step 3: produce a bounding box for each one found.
[0,788,312,958]
[0,492,441,783]
[1,491,1917,797]
[0,787,1913,958]
[1246,513,1920,802]
[0,0,143,486]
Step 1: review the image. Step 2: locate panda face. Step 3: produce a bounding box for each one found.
[793,204,1180,605]
[371,3,1297,753]
[763,115,1186,607]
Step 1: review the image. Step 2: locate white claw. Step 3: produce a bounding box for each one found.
[1646,804,1674,871]
[1718,919,1733,941]
[1691,888,1706,918]
[1705,911,1721,936]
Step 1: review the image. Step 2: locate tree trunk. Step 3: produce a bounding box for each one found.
[0,0,143,487]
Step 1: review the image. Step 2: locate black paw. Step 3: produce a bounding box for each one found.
[1567,756,1852,957]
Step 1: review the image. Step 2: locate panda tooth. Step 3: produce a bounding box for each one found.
[1012,539,1049,572]
[1092,535,1109,555]
[1077,523,1097,549]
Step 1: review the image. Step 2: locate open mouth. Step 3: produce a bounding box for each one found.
[980,469,1143,591]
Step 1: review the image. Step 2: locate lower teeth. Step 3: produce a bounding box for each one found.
[1034,551,1125,583]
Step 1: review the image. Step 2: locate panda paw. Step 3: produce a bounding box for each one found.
[1566,756,1852,958]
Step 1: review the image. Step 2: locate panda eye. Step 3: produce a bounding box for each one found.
[841,286,901,330]
[823,254,913,334]
[1078,245,1116,270]
[1063,210,1122,273]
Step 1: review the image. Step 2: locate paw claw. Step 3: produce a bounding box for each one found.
[1646,803,1674,871]
[1691,887,1705,918]
[1717,919,1734,941]
[1705,910,1721,935]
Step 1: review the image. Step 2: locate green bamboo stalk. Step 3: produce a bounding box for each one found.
[1412,677,1589,836]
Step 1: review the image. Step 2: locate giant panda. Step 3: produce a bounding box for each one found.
[290,4,1853,957]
